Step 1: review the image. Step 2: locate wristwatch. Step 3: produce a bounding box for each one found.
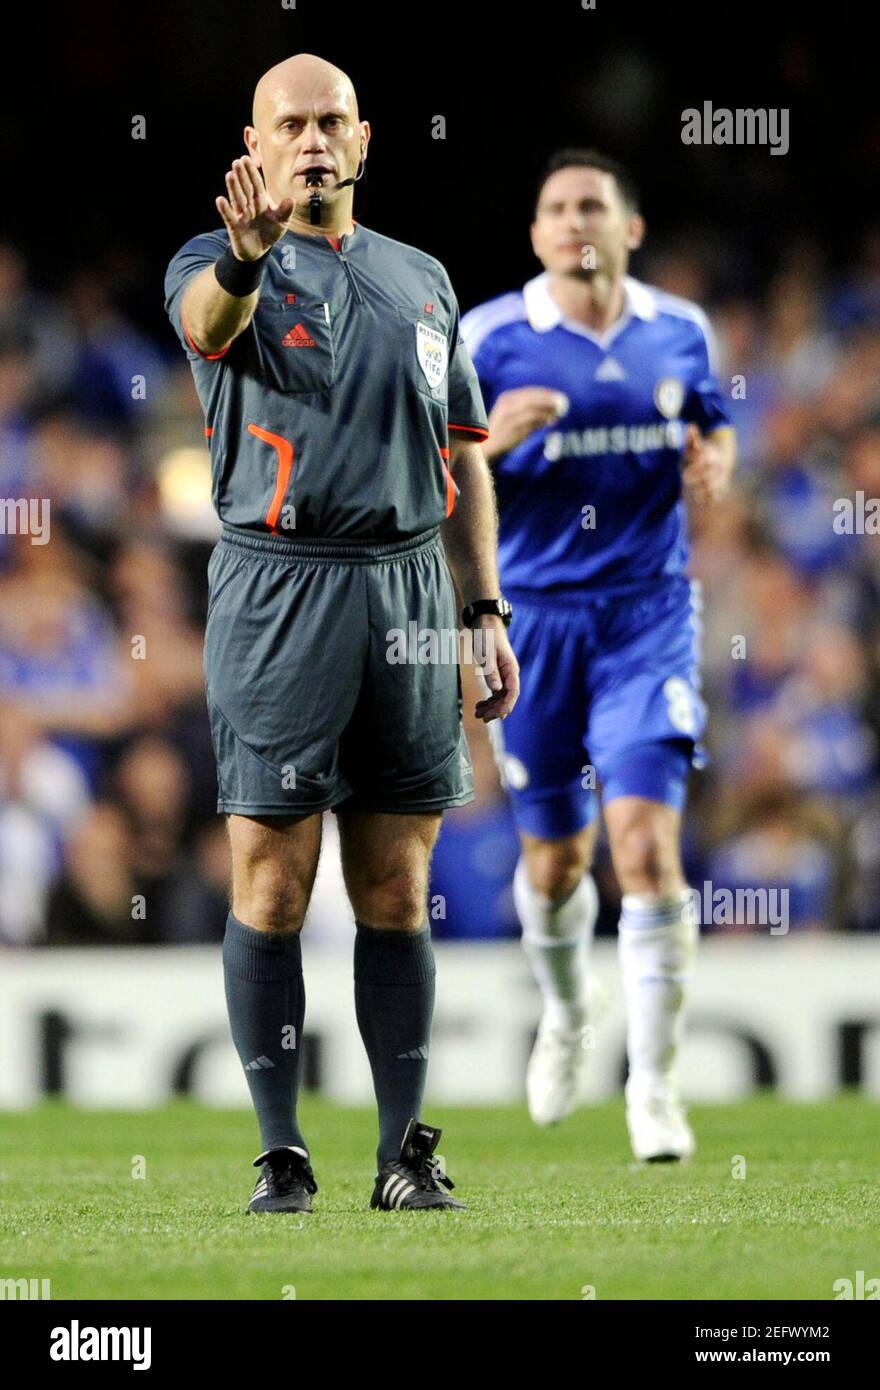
[461,597,513,628]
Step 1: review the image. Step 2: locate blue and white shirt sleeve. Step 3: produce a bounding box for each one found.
[683,314,731,433]
[460,307,500,418]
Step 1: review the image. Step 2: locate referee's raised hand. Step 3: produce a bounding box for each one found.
[181,156,294,353]
[216,156,294,261]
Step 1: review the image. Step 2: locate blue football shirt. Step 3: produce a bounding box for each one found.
[461,273,731,594]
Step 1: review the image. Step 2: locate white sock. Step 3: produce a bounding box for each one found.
[617,890,697,1102]
[514,856,599,1031]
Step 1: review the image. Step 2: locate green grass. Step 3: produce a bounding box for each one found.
[1,1097,878,1300]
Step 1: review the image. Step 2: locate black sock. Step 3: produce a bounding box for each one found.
[354,921,436,1168]
[223,912,307,1154]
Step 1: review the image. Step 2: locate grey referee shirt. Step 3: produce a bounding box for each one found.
[164,221,489,539]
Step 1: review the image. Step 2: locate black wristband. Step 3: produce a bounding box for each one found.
[214,246,271,297]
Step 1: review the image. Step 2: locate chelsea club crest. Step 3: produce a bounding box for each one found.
[654,376,685,419]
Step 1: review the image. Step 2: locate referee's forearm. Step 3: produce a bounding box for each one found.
[441,442,502,605]
[182,264,261,355]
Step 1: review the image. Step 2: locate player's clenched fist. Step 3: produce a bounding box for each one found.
[216,155,294,262]
[681,423,736,505]
[485,387,569,463]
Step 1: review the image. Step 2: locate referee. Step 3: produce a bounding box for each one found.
[164,53,519,1213]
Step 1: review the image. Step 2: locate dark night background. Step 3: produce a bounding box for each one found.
[2,0,877,324]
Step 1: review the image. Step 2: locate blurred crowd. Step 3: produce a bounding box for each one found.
[0,227,878,946]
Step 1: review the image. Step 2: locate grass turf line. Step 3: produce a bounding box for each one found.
[0,1096,877,1300]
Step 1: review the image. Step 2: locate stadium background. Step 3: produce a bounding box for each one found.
[1,1,879,1106]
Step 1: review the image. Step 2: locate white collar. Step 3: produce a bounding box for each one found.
[522,272,656,347]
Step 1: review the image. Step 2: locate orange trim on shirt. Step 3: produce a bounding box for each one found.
[439,446,456,518]
[247,424,295,532]
[182,309,230,361]
[448,423,489,440]
[204,426,214,437]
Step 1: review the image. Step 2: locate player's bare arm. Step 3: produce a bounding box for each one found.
[681,423,737,505]
[483,386,570,465]
[442,437,520,723]
[182,155,294,354]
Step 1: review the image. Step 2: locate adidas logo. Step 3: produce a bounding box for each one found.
[594,355,627,381]
[281,323,316,348]
[245,1055,275,1071]
[396,1045,429,1060]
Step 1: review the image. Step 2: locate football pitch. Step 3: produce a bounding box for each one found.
[1,1096,877,1301]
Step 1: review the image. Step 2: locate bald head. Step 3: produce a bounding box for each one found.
[252,53,358,130]
[244,52,368,231]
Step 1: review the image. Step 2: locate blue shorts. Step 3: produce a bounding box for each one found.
[490,576,706,839]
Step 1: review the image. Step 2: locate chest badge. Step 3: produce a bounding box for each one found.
[282,323,316,348]
[416,320,448,389]
[654,377,685,419]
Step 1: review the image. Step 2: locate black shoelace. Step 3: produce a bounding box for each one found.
[403,1151,454,1193]
[267,1156,317,1196]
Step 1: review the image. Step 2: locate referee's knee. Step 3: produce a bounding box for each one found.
[347,874,428,933]
[231,877,308,934]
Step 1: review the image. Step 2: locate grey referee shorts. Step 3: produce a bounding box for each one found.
[203,523,475,817]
